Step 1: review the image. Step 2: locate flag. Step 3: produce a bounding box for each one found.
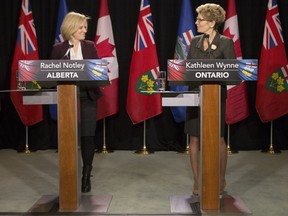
[49,0,68,121]
[256,0,288,122]
[223,0,249,125]
[223,0,242,59]
[10,0,43,126]
[95,0,119,120]
[126,0,162,124]
[169,0,196,123]
[55,0,68,44]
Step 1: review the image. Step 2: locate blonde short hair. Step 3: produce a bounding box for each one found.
[60,12,90,40]
[196,3,226,30]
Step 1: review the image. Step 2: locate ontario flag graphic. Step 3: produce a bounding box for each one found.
[223,0,249,125]
[10,0,43,126]
[256,0,288,122]
[126,0,162,124]
[95,0,119,120]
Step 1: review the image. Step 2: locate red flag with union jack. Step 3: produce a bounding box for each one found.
[95,0,119,120]
[223,0,249,125]
[126,0,162,124]
[256,0,288,122]
[10,0,43,126]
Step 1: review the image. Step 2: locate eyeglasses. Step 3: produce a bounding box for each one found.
[196,17,208,22]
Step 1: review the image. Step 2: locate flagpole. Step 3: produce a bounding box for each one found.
[25,126,30,154]
[178,134,190,155]
[262,121,281,154]
[96,118,113,154]
[135,120,153,154]
[227,125,238,154]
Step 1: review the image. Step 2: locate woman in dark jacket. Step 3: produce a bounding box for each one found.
[51,11,102,193]
[185,4,236,196]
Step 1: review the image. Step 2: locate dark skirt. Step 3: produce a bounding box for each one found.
[184,86,226,137]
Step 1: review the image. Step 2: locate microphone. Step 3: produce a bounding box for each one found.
[62,44,74,59]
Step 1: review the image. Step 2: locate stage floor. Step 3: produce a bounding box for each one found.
[0,149,287,215]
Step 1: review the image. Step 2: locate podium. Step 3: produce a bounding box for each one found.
[18,59,109,211]
[168,59,258,211]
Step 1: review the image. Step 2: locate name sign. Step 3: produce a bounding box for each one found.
[18,59,108,82]
[167,59,258,85]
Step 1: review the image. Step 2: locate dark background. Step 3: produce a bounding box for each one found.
[0,0,288,152]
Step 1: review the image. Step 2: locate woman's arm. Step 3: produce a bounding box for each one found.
[223,38,236,59]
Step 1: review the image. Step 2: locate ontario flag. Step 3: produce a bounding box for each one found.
[126,0,162,124]
[223,0,249,125]
[95,0,119,120]
[49,0,68,121]
[256,0,288,122]
[10,0,43,126]
[170,0,196,123]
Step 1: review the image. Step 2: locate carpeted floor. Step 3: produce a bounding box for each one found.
[0,149,287,215]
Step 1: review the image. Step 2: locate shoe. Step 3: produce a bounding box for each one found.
[193,181,199,196]
[219,192,223,199]
[219,190,227,199]
[192,190,199,196]
[81,165,92,193]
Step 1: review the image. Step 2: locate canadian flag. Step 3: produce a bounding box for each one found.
[95,0,119,120]
[223,0,249,125]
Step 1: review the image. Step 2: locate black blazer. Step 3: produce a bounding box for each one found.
[187,32,236,59]
[187,32,236,99]
[51,40,102,101]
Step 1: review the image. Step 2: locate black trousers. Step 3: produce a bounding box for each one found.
[80,89,97,167]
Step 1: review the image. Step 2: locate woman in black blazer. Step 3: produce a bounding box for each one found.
[51,12,102,193]
[185,3,236,196]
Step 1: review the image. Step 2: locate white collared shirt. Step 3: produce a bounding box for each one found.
[69,42,83,60]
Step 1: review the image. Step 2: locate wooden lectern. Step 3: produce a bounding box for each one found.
[57,82,80,211]
[167,59,258,212]
[200,84,220,210]
[18,59,109,211]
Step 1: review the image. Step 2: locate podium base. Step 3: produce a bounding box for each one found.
[170,194,251,214]
[28,194,112,213]
[170,195,201,214]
